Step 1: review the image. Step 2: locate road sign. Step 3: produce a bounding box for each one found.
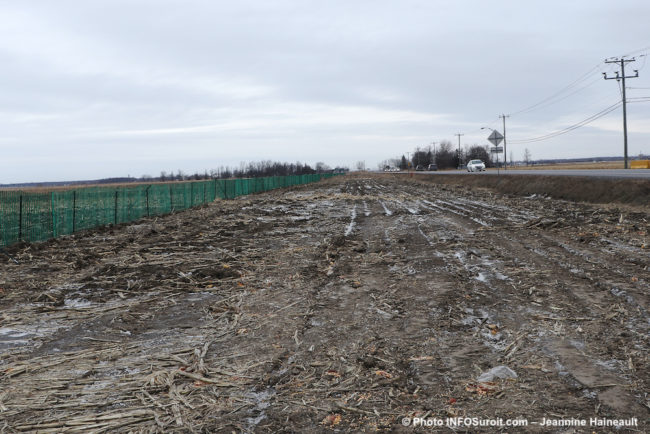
[490,146,504,153]
[487,130,504,146]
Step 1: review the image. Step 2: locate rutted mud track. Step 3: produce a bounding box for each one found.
[1,174,648,432]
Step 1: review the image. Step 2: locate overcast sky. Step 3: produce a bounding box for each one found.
[2,0,650,182]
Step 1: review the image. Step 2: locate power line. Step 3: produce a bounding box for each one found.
[636,54,648,72]
[509,62,604,117]
[510,101,621,144]
[622,45,650,58]
[478,63,612,140]
[518,75,604,116]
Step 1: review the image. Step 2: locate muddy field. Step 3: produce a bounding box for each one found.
[1,174,648,432]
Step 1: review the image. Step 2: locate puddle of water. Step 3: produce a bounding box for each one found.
[82,380,113,393]
[417,224,435,247]
[64,298,93,309]
[186,292,220,302]
[569,339,585,350]
[0,318,65,350]
[454,251,510,284]
[595,359,621,372]
[610,287,636,305]
[460,315,480,326]
[601,237,649,256]
[378,200,393,216]
[0,328,33,349]
[0,328,32,338]
[246,388,275,428]
[374,307,393,320]
[344,205,357,236]
[555,360,569,376]
[582,389,597,399]
[362,201,371,217]
[255,216,276,223]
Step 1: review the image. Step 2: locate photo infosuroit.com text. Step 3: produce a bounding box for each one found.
[402,416,639,429]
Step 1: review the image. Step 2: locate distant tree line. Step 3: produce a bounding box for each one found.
[380,141,495,171]
[0,161,347,188]
[147,161,347,183]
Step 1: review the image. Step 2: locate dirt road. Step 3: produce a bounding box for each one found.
[1,174,648,432]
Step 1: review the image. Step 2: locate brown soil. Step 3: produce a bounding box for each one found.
[401,172,650,206]
[508,162,624,170]
[1,175,648,432]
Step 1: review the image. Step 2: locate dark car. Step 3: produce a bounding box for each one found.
[415,165,425,171]
[427,164,438,171]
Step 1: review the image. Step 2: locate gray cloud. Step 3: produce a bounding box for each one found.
[1,0,649,182]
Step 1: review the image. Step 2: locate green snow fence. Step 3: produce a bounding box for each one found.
[0,173,341,248]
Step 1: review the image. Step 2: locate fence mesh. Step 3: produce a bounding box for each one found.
[0,173,339,248]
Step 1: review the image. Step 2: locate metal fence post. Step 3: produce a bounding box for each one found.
[72,190,77,232]
[146,185,151,217]
[114,190,118,225]
[18,194,23,241]
[72,191,77,233]
[51,192,56,238]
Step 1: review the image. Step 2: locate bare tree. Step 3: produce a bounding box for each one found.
[315,162,331,172]
[412,150,430,168]
[355,161,366,171]
[435,141,456,169]
[399,155,408,170]
[523,148,532,166]
[466,145,492,168]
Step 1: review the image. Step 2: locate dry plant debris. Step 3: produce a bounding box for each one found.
[0,174,648,432]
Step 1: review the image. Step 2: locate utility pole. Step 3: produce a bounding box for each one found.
[430,141,437,167]
[604,57,638,169]
[455,133,464,169]
[499,114,510,169]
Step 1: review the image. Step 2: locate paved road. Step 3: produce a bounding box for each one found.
[408,169,650,179]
